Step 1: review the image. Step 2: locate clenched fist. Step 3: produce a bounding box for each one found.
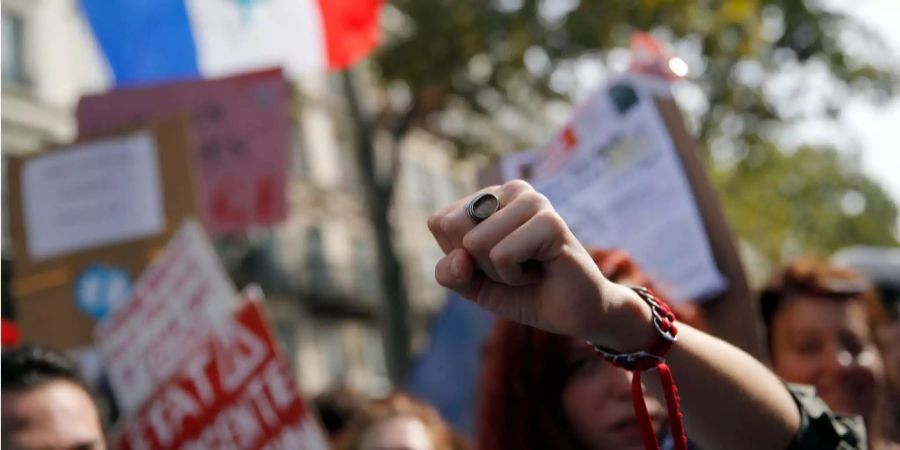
[427,180,653,352]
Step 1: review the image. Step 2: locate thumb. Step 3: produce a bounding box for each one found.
[435,248,483,300]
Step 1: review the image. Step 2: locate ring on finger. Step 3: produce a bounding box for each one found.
[465,192,500,223]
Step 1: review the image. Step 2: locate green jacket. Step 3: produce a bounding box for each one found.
[788,383,868,450]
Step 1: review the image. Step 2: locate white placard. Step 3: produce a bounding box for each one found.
[95,220,238,415]
[502,77,726,303]
[22,132,165,261]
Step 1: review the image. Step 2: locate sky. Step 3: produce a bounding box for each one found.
[837,0,900,214]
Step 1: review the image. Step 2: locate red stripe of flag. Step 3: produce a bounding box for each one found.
[317,0,385,69]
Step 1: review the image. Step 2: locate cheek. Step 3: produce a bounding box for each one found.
[562,378,597,418]
[772,349,819,384]
[561,377,613,429]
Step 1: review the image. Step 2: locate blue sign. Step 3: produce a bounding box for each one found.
[407,293,495,435]
[74,265,133,321]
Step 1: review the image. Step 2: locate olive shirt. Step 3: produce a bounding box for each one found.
[661,383,867,450]
[787,383,868,450]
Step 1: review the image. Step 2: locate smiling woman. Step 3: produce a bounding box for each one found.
[761,258,898,449]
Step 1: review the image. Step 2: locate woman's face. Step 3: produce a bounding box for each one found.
[771,295,884,419]
[560,338,666,450]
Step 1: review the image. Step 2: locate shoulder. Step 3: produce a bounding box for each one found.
[786,383,868,450]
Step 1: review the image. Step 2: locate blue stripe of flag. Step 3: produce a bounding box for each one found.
[79,0,201,86]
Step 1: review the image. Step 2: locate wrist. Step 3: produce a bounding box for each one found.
[587,282,656,352]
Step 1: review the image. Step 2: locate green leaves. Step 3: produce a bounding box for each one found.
[374,0,899,262]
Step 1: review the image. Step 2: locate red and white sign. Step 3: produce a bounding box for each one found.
[96,221,237,414]
[77,69,290,236]
[117,301,327,450]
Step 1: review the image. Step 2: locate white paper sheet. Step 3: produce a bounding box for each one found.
[502,77,726,303]
[21,132,165,261]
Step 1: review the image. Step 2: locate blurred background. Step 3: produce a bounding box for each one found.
[2,0,898,414]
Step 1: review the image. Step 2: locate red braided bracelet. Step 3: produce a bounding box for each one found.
[589,286,687,450]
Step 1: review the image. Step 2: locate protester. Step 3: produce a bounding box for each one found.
[2,345,106,450]
[881,309,900,445]
[337,392,459,450]
[834,246,900,443]
[478,249,670,450]
[761,258,900,449]
[428,180,865,450]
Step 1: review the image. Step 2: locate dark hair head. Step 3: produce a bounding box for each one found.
[314,385,369,440]
[760,257,885,351]
[2,344,83,392]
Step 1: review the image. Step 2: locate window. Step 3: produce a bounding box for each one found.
[317,323,347,381]
[290,123,309,179]
[2,12,27,84]
[362,327,389,390]
[408,163,437,211]
[1,155,10,255]
[304,227,332,293]
[274,321,298,375]
[352,237,380,301]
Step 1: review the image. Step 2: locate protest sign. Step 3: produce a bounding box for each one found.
[408,292,494,434]
[96,220,238,415]
[498,77,726,303]
[77,68,290,236]
[6,118,199,349]
[484,75,760,356]
[116,301,328,450]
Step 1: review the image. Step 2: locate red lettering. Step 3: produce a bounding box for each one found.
[255,176,275,220]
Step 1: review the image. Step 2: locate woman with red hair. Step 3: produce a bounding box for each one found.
[477,249,680,450]
[428,180,866,450]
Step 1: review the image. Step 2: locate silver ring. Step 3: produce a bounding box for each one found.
[466,192,500,223]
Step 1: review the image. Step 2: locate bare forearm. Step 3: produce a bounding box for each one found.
[645,324,800,450]
[592,286,800,450]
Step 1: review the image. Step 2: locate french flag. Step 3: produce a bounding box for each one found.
[80,0,384,87]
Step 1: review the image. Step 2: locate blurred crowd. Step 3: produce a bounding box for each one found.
[4,243,898,450]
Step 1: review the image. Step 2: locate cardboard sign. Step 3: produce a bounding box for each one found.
[117,301,328,450]
[6,118,199,350]
[20,133,165,261]
[77,68,290,236]
[96,221,237,415]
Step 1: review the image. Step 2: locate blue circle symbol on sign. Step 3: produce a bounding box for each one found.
[74,265,133,321]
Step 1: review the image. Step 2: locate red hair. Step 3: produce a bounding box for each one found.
[476,248,686,450]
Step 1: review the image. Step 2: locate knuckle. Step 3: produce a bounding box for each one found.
[534,210,567,233]
[518,190,550,211]
[461,232,485,255]
[427,214,442,233]
[439,214,457,235]
[504,179,532,192]
[489,246,514,268]
[502,180,533,201]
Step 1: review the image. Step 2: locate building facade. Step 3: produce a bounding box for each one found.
[1,0,477,399]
